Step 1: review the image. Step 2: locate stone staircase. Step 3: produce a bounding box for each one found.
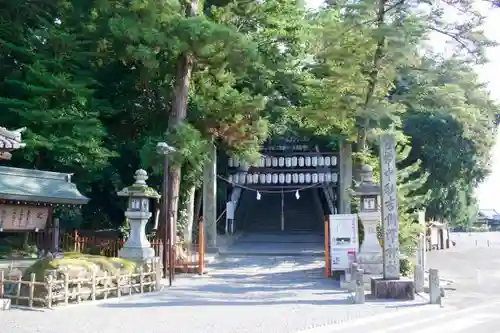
[236,187,324,232]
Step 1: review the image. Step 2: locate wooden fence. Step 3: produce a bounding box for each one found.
[0,260,161,309]
[28,222,205,274]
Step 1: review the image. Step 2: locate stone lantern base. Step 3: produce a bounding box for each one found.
[118,246,155,261]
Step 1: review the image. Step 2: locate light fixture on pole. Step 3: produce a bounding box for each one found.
[256,191,262,200]
[295,190,300,200]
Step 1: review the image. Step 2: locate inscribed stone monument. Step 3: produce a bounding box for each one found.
[379,134,400,280]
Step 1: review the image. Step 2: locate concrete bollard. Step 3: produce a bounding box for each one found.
[414,264,425,293]
[429,268,441,305]
[354,268,365,304]
[1,299,11,311]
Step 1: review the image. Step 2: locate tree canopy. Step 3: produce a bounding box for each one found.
[0,0,498,238]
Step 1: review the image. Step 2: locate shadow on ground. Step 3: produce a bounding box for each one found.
[100,255,425,310]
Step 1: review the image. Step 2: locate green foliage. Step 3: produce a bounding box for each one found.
[0,0,497,239]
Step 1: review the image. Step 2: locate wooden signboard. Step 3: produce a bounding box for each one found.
[0,204,49,230]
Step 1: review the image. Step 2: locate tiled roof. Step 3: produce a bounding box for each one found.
[0,166,89,205]
[478,209,499,219]
[0,127,25,150]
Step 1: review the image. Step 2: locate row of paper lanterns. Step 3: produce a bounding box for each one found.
[228,172,338,185]
[228,155,337,169]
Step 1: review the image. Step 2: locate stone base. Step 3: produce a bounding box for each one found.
[358,252,383,275]
[371,277,415,300]
[118,246,155,261]
[205,246,219,254]
[1,298,11,311]
[359,263,383,275]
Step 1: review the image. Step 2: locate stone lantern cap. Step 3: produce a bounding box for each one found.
[117,169,161,199]
[353,164,380,197]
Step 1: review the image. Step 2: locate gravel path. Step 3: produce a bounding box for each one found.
[0,254,428,333]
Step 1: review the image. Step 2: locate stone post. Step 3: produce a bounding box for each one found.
[117,170,161,261]
[339,142,353,214]
[415,210,426,293]
[52,218,60,253]
[414,264,425,293]
[203,143,217,250]
[429,268,441,305]
[354,268,365,304]
[417,211,426,271]
[379,134,400,280]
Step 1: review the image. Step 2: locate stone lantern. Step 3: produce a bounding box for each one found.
[353,164,383,275]
[117,169,161,261]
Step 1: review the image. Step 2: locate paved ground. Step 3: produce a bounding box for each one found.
[426,232,500,308]
[302,231,500,333]
[219,232,325,256]
[301,298,500,333]
[0,232,429,333]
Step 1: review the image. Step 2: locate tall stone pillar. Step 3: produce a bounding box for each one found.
[339,142,353,214]
[203,143,217,251]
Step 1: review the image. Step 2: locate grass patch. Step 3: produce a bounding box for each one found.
[23,253,137,281]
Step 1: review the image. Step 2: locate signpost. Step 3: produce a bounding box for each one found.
[379,134,400,280]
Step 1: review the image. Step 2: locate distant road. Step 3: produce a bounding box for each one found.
[426,232,500,307]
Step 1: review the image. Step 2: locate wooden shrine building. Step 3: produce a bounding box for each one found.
[0,126,88,251]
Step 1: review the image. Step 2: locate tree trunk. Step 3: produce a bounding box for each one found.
[356,0,387,153]
[194,188,202,222]
[183,185,196,245]
[166,0,198,241]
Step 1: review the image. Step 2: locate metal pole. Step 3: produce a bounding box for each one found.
[281,188,285,232]
[168,209,174,286]
[162,155,169,281]
[156,141,176,285]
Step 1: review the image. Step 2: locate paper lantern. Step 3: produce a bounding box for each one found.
[312,173,318,183]
[266,173,272,184]
[259,174,266,184]
[298,174,305,183]
[252,174,259,184]
[305,173,311,183]
[278,173,285,183]
[272,174,278,183]
[318,173,325,182]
